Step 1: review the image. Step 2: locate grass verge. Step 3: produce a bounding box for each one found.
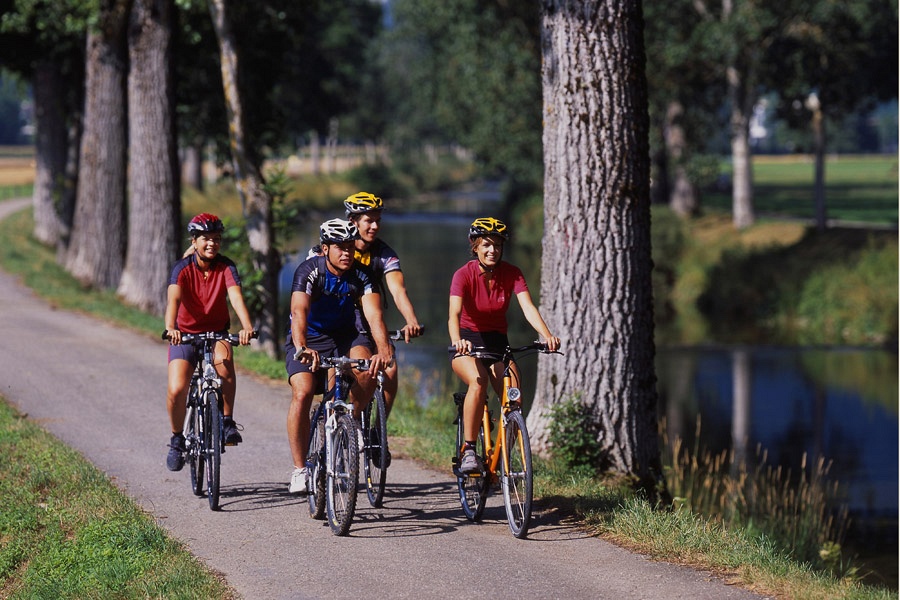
[0,204,895,599]
[0,399,235,599]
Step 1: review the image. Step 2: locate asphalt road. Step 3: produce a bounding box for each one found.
[0,198,768,599]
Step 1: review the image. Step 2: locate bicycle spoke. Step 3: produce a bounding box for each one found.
[501,410,532,538]
[326,414,358,536]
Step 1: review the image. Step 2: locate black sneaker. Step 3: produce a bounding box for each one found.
[369,428,392,469]
[223,419,243,446]
[167,433,185,471]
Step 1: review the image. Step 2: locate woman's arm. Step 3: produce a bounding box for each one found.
[516,290,561,352]
[448,295,471,354]
[164,284,182,344]
[227,285,255,344]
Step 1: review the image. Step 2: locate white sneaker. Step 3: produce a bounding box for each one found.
[357,427,365,454]
[289,467,309,494]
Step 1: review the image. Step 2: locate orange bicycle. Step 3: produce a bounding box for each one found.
[450,342,561,538]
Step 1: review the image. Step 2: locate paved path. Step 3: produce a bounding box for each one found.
[0,198,767,599]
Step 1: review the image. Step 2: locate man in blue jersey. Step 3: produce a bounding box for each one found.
[284,218,392,494]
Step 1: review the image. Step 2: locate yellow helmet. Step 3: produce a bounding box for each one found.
[468,217,509,241]
[344,192,384,215]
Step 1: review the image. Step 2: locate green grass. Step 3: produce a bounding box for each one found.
[0,399,235,599]
[704,155,898,225]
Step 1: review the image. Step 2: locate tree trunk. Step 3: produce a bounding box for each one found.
[118,0,179,315]
[665,101,698,216]
[31,60,69,247]
[810,103,827,232]
[208,0,278,358]
[532,0,666,499]
[66,1,131,288]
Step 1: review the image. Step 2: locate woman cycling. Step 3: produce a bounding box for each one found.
[448,217,561,474]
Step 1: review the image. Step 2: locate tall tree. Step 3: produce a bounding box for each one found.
[118,0,179,314]
[529,0,665,499]
[0,0,87,252]
[66,0,132,288]
[207,0,276,356]
[769,0,898,231]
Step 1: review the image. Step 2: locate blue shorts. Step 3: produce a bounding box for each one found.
[168,342,201,366]
[285,330,370,393]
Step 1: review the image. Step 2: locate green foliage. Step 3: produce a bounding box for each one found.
[546,397,605,474]
[376,0,542,193]
[698,228,898,345]
[651,206,688,325]
[795,237,898,345]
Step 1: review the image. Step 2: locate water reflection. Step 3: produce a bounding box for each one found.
[279,208,898,581]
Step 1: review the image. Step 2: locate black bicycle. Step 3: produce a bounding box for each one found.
[360,327,424,507]
[166,330,256,511]
[305,355,374,535]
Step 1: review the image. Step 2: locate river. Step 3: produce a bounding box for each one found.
[280,201,898,588]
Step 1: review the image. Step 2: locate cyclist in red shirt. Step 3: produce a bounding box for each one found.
[164,213,255,471]
[448,217,560,474]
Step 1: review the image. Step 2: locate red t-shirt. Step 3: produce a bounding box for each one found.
[168,254,242,333]
[449,260,528,334]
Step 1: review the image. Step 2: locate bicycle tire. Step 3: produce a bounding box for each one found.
[501,409,533,538]
[187,399,204,497]
[363,388,388,507]
[455,398,487,522]
[205,390,222,511]
[307,404,326,520]
[326,413,359,536]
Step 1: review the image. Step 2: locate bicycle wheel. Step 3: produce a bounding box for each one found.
[501,409,533,538]
[307,404,326,520]
[187,399,204,497]
[454,395,487,522]
[204,390,222,511]
[326,413,359,536]
[363,387,388,507]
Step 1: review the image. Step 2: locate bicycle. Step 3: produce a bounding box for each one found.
[305,354,375,536]
[165,330,256,511]
[450,342,561,538]
[360,327,425,508]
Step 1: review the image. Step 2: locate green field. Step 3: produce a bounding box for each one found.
[704,155,898,225]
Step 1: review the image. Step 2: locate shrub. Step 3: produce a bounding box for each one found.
[547,396,605,473]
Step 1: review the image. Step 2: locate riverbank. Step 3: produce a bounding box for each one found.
[0,199,895,597]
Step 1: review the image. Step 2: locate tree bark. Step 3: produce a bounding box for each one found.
[31,60,69,248]
[66,0,131,288]
[665,101,698,216]
[208,0,278,357]
[809,100,827,232]
[118,0,179,315]
[532,0,666,499]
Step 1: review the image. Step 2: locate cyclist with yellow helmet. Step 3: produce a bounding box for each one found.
[343,192,423,462]
[448,217,560,474]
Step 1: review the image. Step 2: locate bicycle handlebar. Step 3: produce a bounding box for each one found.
[448,341,563,360]
[161,330,259,345]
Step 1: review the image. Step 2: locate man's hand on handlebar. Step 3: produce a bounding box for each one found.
[401,323,424,343]
[294,346,321,372]
[367,352,392,376]
[165,329,182,346]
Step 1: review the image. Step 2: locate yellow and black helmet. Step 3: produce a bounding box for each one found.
[468,217,509,241]
[344,192,384,215]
